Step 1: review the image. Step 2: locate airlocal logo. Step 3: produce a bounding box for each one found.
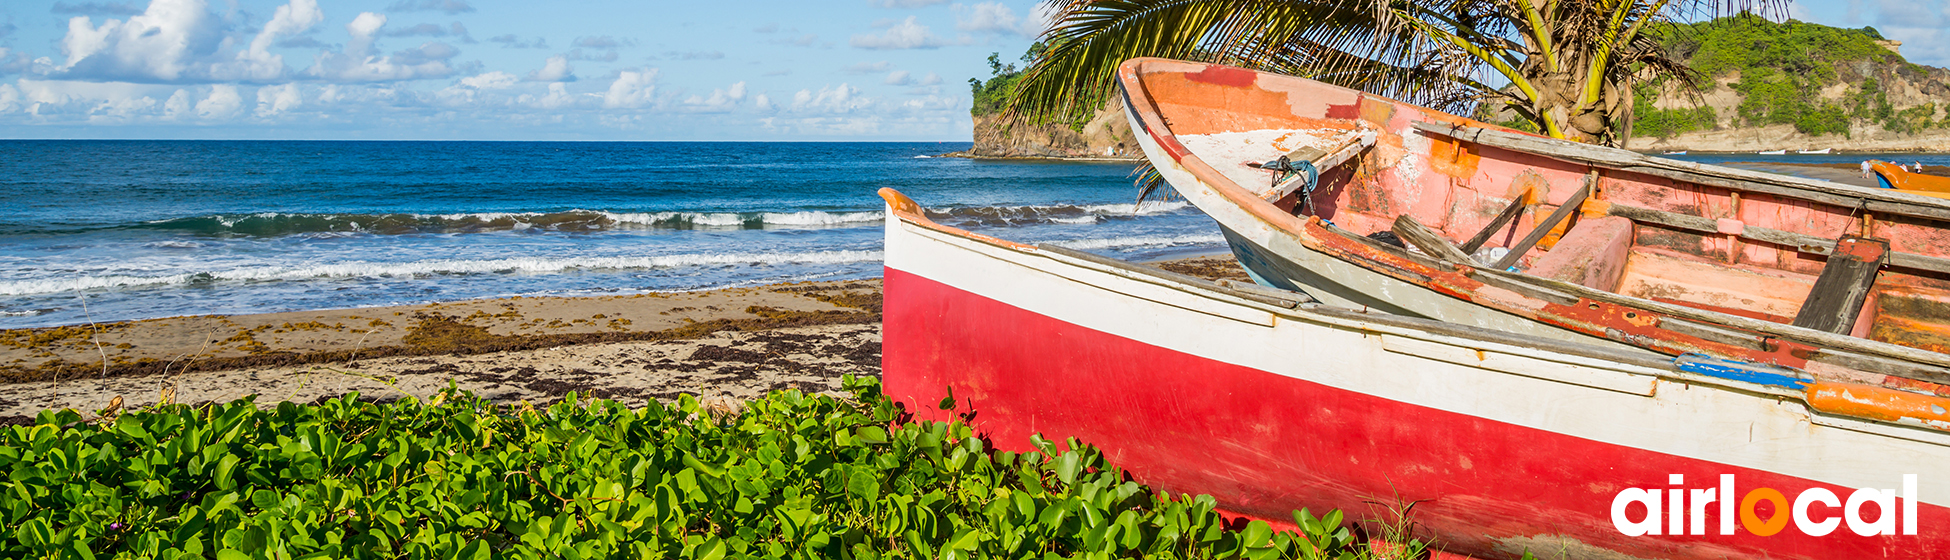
[1612,475,1918,537]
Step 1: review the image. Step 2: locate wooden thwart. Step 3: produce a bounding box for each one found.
[1462,194,1529,253]
[1392,214,1475,263]
[1492,171,1596,270]
[1792,236,1889,334]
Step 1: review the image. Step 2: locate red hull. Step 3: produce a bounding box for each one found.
[884,266,1950,560]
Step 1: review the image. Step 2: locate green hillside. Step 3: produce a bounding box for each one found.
[1632,15,1941,138]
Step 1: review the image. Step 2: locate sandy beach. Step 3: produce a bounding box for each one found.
[0,255,1246,421]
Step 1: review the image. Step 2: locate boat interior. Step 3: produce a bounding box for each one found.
[1124,60,1950,355]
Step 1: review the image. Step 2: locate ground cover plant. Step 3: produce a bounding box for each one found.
[0,376,1413,559]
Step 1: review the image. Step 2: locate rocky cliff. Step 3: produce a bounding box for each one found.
[957,98,1141,160]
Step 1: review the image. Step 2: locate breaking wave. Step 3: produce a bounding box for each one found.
[0,250,883,296]
[1048,233,1227,250]
[924,200,1192,226]
[135,210,887,236]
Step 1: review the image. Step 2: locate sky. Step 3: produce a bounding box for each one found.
[0,0,1935,141]
[0,0,1052,140]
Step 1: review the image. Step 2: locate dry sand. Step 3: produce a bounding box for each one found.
[0,256,1247,421]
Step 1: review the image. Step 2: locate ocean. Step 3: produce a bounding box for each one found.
[0,141,1221,329]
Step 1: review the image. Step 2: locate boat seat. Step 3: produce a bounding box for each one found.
[1526,216,1633,292]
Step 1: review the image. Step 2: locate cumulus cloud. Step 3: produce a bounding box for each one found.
[527,55,574,82]
[680,80,747,112]
[850,17,947,49]
[195,84,242,119]
[953,2,1038,36]
[255,83,301,116]
[387,0,474,14]
[603,69,659,109]
[305,13,457,82]
[885,70,912,85]
[51,1,145,16]
[224,0,323,82]
[520,81,578,109]
[790,83,870,113]
[55,0,226,82]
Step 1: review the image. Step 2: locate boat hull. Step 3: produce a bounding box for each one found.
[880,191,1950,560]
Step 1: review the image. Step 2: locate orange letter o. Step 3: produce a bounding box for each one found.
[1741,488,1790,536]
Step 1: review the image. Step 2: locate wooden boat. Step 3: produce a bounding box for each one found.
[1872,160,1950,198]
[1117,57,1950,389]
[1799,148,1834,154]
[878,186,1949,559]
[1759,149,1788,155]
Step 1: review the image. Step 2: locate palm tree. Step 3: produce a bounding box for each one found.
[1009,0,1782,147]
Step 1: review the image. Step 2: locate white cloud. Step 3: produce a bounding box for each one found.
[885,70,912,85]
[604,69,659,109]
[528,55,575,82]
[195,84,242,119]
[56,0,225,82]
[681,80,748,112]
[460,71,519,89]
[255,83,302,116]
[162,88,191,119]
[790,83,871,113]
[754,93,773,111]
[305,13,457,82]
[850,17,947,49]
[229,0,323,81]
[0,84,20,113]
[521,82,579,109]
[918,72,942,85]
[953,2,1034,36]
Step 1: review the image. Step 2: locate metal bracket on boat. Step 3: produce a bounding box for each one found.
[1249,129,1378,207]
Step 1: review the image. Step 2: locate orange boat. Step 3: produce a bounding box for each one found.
[1872,160,1950,198]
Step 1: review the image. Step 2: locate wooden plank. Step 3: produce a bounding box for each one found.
[1391,214,1476,263]
[1413,122,1950,223]
[1791,236,1889,334]
[1598,201,1950,275]
[1493,171,1595,270]
[1462,195,1529,253]
[1471,265,1950,371]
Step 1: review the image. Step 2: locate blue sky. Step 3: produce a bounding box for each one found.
[0,0,1933,141]
[0,0,1050,140]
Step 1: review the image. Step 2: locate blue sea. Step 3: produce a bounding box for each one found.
[0,141,1220,329]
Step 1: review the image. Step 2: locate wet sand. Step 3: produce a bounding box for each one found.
[0,256,1247,421]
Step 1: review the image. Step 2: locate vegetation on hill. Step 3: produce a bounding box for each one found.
[1632,14,1943,138]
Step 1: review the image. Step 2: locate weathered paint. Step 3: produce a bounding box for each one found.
[1807,380,1950,431]
[880,197,1950,560]
[1115,57,1950,379]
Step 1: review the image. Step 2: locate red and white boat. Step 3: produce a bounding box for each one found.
[1116,58,1950,392]
[879,187,1949,559]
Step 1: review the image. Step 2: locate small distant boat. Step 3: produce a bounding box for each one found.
[1798,148,1833,154]
[1758,149,1788,155]
[1663,150,1687,155]
[1871,160,1950,198]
